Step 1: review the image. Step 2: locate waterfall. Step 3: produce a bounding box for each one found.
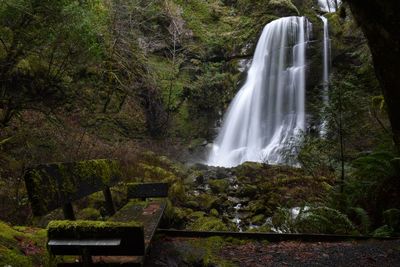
[207,16,312,167]
[318,15,331,135]
[318,0,341,13]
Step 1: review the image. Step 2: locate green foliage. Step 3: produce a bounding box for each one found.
[282,133,338,176]
[0,0,108,126]
[345,151,396,211]
[270,206,355,234]
[383,209,400,232]
[348,207,371,234]
[333,151,400,235]
[373,209,400,237]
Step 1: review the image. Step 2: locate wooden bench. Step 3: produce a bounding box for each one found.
[24,159,169,266]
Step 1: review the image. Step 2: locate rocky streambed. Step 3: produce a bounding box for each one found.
[126,151,343,234]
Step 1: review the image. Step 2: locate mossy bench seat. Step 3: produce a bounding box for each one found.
[24,160,169,266]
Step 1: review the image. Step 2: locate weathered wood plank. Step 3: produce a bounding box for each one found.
[126,183,169,199]
[108,199,166,253]
[47,220,144,256]
[24,159,121,216]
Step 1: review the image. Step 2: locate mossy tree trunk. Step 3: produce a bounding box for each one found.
[345,0,400,151]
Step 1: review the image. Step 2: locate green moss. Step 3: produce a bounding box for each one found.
[186,200,200,209]
[0,221,48,267]
[244,200,267,214]
[209,179,229,193]
[137,163,177,182]
[76,208,101,220]
[47,220,142,239]
[190,216,228,232]
[162,201,195,229]
[246,225,272,233]
[195,193,219,211]
[210,209,219,217]
[25,159,122,216]
[268,0,299,16]
[0,246,33,267]
[189,211,207,220]
[251,214,266,225]
[237,184,258,197]
[75,159,121,186]
[169,181,187,203]
[189,237,235,266]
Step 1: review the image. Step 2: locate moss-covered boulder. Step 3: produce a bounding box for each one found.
[189,216,228,231]
[195,193,219,211]
[268,0,299,16]
[251,214,266,225]
[237,184,258,197]
[209,179,229,193]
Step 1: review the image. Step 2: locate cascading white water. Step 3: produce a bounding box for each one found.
[207,16,312,167]
[318,0,341,13]
[318,15,331,135]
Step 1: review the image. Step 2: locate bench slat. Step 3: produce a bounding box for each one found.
[48,239,121,246]
[47,220,145,256]
[109,199,166,253]
[127,183,169,199]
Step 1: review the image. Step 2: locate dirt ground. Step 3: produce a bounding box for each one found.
[144,236,400,267]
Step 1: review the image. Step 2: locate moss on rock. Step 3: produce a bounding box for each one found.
[189,216,228,231]
[251,214,266,225]
[209,179,229,193]
[268,0,299,16]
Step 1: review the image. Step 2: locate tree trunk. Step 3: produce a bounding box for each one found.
[346,0,400,151]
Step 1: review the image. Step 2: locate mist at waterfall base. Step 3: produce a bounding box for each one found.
[207,17,312,168]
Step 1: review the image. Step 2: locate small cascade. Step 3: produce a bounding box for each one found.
[207,17,312,167]
[318,15,331,135]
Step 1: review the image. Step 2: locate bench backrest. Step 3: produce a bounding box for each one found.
[127,182,169,199]
[24,159,121,217]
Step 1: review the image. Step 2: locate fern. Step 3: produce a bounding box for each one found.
[348,207,371,234]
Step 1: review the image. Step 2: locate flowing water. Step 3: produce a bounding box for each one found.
[208,17,312,167]
[318,0,341,13]
[318,15,331,135]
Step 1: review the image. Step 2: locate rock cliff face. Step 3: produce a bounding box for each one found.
[346,0,400,150]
